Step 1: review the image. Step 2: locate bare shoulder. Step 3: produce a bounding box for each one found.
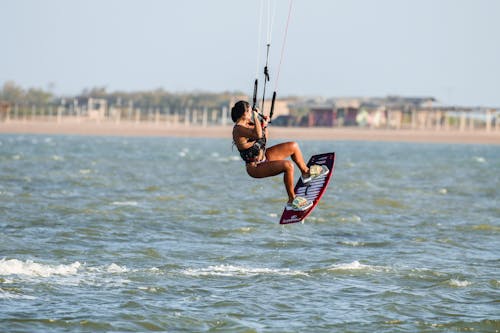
[232,124,242,140]
[233,124,255,138]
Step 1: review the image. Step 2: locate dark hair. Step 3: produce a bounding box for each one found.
[231,100,249,123]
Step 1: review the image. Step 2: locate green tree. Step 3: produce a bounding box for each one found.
[0,81,24,103]
[25,88,53,105]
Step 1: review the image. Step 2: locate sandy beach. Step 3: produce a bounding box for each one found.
[1,119,499,145]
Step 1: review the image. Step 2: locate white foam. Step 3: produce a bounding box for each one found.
[337,215,362,223]
[182,265,308,277]
[473,156,486,163]
[0,258,81,277]
[328,260,387,272]
[111,201,138,206]
[339,241,365,247]
[0,259,128,277]
[0,259,136,288]
[106,263,128,273]
[87,263,129,274]
[138,286,161,293]
[448,279,471,287]
[178,148,190,157]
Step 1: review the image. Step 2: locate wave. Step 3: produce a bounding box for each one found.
[0,289,37,300]
[448,279,472,287]
[473,156,486,163]
[338,241,365,247]
[417,319,499,331]
[181,264,308,277]
[2,258,302,282]
[0,258,130,278]
[0,258,81,277]
[0,258,479,292]
[327,260,389,273]
[0,258,139,298]
[111,201,139,206]
[182,261,462,280]
[104,263,129,273]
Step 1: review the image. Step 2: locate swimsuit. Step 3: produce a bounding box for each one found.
[239,137,267,164]
[233,124,267,164]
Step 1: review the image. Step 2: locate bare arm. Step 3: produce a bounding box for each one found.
[232,110,269,151]
[233,123,260,151]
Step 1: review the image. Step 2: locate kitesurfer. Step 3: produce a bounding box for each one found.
[231,100,328,211]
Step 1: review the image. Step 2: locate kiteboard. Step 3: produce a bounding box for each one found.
[279,152,335,224]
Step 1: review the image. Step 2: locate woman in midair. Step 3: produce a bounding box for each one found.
[231,100,328,211]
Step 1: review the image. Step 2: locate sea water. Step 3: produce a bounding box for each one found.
[0,134,498,332]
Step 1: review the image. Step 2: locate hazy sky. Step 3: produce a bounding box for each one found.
[1,0,499,106]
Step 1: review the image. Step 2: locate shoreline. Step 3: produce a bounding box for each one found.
[1,120,499,145]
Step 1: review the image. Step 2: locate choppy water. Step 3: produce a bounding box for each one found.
[0,134,499,332]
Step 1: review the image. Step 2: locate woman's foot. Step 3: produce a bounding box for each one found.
[301,164,329,184]
[285,196,313,211]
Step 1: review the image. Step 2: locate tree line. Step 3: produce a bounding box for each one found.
[0,81,246,111]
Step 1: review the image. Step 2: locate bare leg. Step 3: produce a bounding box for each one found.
[245,142,310,203]
[265,142,309,176]
[246,160,295,202]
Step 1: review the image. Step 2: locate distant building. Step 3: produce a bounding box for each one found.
[306,96,437,128]
[70,97,107,120]
[308,105,334,127]
[261,99,292,118]
[229,95,293,121]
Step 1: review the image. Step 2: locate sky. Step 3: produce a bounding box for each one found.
[1,0,499,106]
